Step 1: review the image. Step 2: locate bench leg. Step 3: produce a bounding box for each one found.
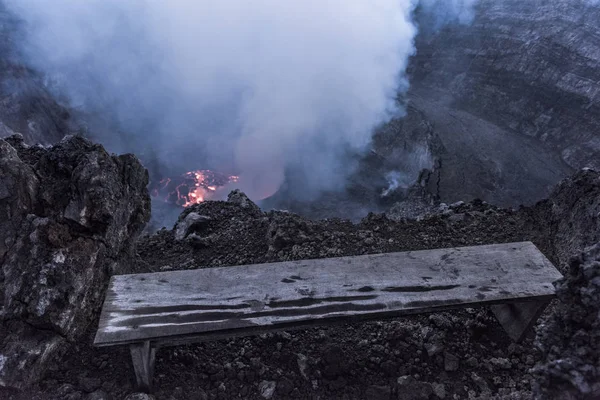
[130,341,156,393]
[490,300,550,343]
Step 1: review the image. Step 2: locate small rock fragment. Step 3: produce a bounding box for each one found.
[444,352,460,372]
[490,357,512,370]
[425,342,444,357]
[174,212,211,240]
[297,353,309,380]
[365,385,392,400]
[85,390,113,400]
[397,375,433,400]
[465,356,479,368]
[258,380,277,399]
[277,377,294,395]
[228,189,260,211]
[431,383,446,399]
[471,372,492,396]
[123,394,156,400]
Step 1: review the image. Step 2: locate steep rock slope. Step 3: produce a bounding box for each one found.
[411,0,600,169]
[395,0,598,208]
[0,3,73,144]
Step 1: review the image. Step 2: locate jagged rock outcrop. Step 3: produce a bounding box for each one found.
[530,168,600,269]
[533,243,600,399]
[0,134,150,388]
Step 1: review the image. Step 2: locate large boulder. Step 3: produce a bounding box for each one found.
[0,134,150,388]
[533,243,600,399]
[529,168,600,270]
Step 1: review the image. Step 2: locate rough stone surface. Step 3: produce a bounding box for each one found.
[536,169,600,269]
[174,212,211,241]
[444,352,460,372]
[85,390,112,400]
[0,135,150,388]
[431,382,446,399]
[123,394,155,400]
[412,0,600,171]
[228,189,261,211]
[258,380,276,399]
[532,243,600,399]
[0,169,594,399]
[397,375,433,400]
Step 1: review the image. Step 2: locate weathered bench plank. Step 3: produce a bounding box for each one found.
[94,241,562,347]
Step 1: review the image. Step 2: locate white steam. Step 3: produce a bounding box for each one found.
[5,0,473,201]
[418,0,479,27]
[381,145,433,196]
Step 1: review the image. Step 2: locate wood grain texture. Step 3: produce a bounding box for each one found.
[94,241,562,347]
[130,341,155,392]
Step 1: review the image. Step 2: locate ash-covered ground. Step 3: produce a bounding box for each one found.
[1,163,598,400]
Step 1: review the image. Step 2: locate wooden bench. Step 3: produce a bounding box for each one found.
[94,241,562,392]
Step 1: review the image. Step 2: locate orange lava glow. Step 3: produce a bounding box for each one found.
[151,169,239,207]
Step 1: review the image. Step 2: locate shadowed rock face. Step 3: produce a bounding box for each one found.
[537,169,600,269]
[0,134,150,389]
[410,0,600,193]
[0,3,74,145]
[533,243,600,399]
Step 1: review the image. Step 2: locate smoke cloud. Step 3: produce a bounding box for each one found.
[418,0,479,27]
[4,0,474,201]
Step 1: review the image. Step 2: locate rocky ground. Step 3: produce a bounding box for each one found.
[0,163,597,400]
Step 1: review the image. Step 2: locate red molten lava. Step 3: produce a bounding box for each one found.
[151,169,239,207]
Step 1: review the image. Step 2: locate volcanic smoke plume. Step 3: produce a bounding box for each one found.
[5,0,476,202]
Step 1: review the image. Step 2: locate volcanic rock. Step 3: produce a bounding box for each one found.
[431,383,446,399]
[444,352,460,372]
[397,375,433,400]
[532,243,600,399]
[0,135,150,388]
[537,169,600,268]
[297,353,309,380]
[174,212,211,241]
[258,380,276,399]
[365,385,392,400]
[228,189,260,211]
[123,394,155,400]
[85,390,113,400]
